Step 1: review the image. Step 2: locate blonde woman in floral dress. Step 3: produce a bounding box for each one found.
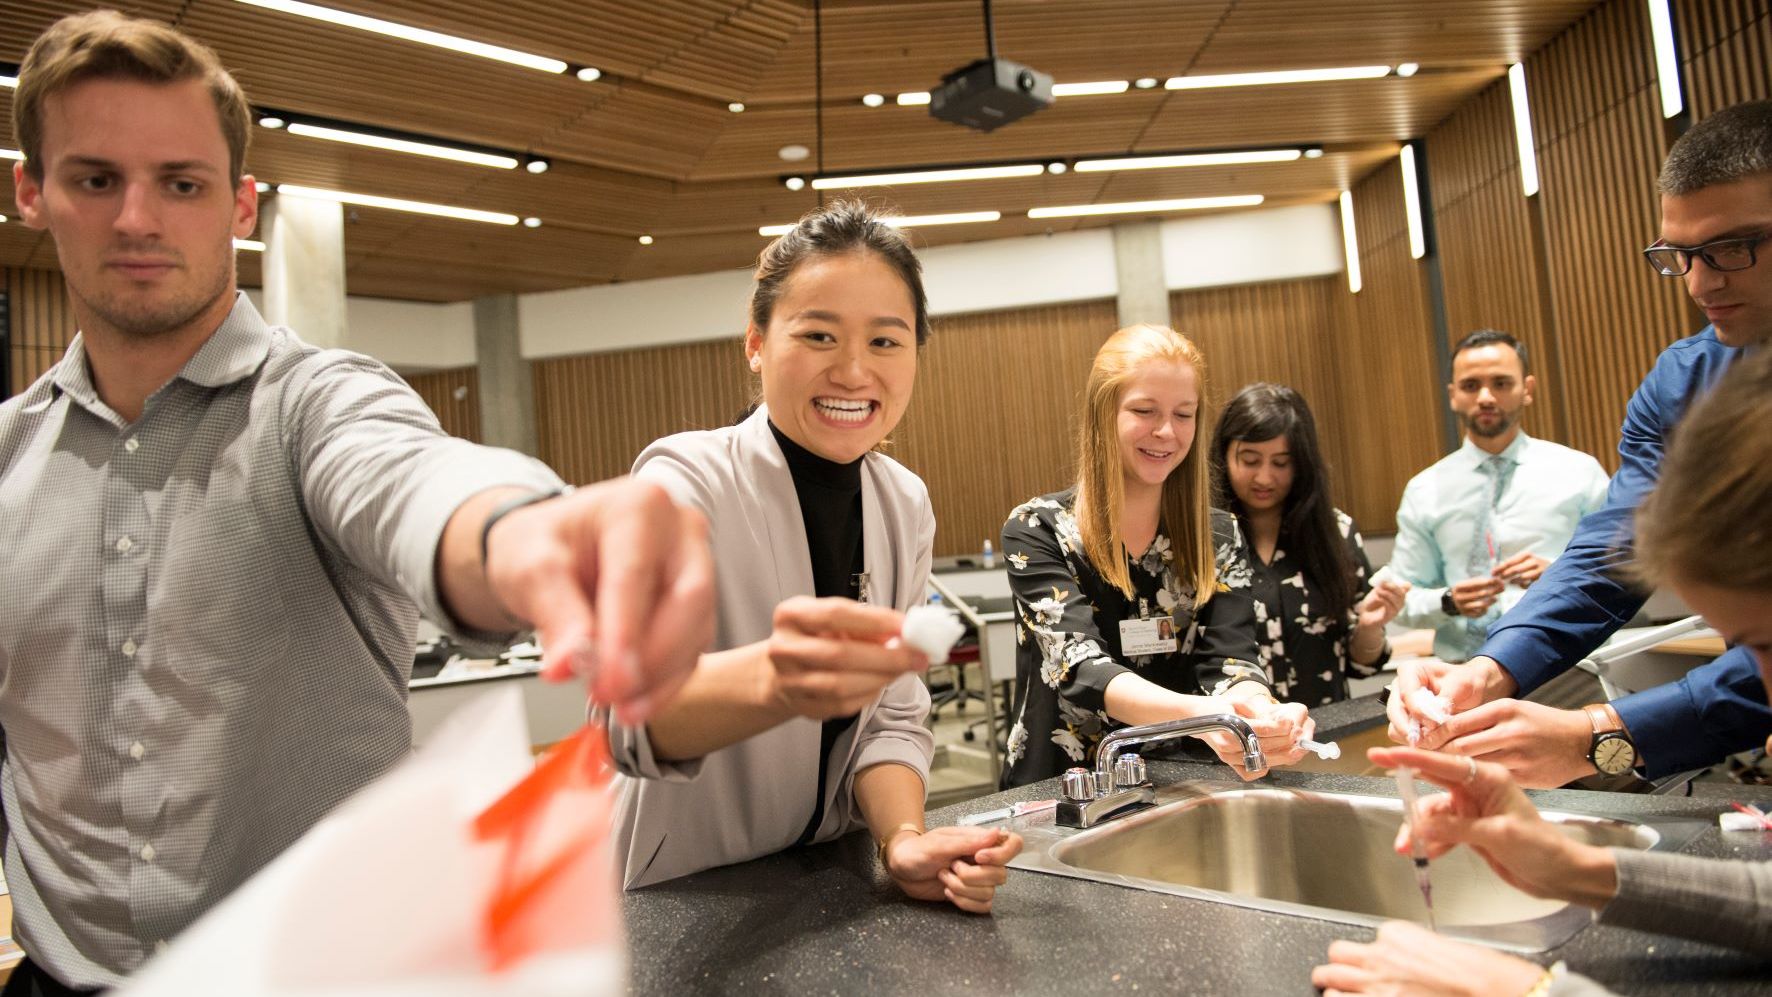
[998,325,1315,788]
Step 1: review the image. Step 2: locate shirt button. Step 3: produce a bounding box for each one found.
[140,842,156,863]
[116,536,134,553]
[125,438,140,453]
[129,741,145,761]
[121,640,138,658]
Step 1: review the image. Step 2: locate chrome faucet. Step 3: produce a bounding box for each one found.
[1056,714,1267,829]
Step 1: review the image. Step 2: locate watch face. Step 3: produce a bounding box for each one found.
[1593,735,1636,776]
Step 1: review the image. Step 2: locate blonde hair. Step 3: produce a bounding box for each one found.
[1074,324,1215,605]
[14,10,252,184]
[1634,348,1772,590]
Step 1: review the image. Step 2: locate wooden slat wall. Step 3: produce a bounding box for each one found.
[1426,80,1559,442]
[1528,0,1692,470]
[403,367,483,443]
[1329,164,1444,533]
[523,284,1381,558]
[890,299,1119,558]
[531,336,755,486]
[1679,0,1772,120]
[4,268,76,398]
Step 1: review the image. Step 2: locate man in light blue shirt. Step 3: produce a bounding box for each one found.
[1388,330,1610,662]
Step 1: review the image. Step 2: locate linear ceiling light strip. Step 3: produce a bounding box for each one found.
[276,184,519,225]
[233,0,567,73]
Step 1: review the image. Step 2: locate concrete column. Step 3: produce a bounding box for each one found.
[473,293,538,456]
[1111,220,1170,330]
[262,195,347,348]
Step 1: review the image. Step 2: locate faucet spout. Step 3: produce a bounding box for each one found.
[1096,713,1265,784]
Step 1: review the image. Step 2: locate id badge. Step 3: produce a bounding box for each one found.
[1119,615,1178,656]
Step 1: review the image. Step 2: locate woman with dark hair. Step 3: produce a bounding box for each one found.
[607,199,1021,909]
[1210,383,1407,705]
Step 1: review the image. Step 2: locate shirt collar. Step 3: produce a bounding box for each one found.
[175,291,274,388]
[1459,429,1532,468]
[50,292,273,406]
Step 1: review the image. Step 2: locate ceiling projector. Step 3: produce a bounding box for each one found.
[929,56,1054,133]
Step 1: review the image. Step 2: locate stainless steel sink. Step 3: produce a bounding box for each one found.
[1005,780,1705,952]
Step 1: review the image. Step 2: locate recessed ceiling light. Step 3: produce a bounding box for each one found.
[0,74,15,89]
[277,184,521,225]
[1304,148,1325,159]
[1047,162,1068,175]
[728,101,746,113]
[234,238,266,252]
[1027,195,1264,219]
[1133,77,1159,89]
[0,214,9,223]
[778,144,811,162]
[1074,149,1303,173]
[1395,63,1420,78]
[784,176,807,191]
[255,181,270,192]
[233,0,568,74]
[257,116,287,129]
[523,216,542,228]
[638,235,654,245]
[1165,65,1393,90]
[0,149,22,161]
[896,92,931,106]
[1051,80,1130,98]
[525,157,550,174]
[758,210,1000,236]
[812,164,1044,189]
[576,66,602,82]
[862,93,885,107]
[286,122,520,169]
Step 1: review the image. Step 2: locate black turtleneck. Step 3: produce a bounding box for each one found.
[770,419,867,847]
[770,419,866,600]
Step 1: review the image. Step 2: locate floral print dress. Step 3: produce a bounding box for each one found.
[998,488,1266,788]
[1244,508,1389,707]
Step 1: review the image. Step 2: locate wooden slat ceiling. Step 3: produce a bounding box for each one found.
[0,0,1602,302]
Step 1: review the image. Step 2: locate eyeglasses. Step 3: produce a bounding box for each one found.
[1642,233,1768,276]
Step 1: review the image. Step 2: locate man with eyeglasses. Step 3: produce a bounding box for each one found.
[1387,100,1772,790]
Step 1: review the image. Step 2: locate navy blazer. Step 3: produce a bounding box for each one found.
[1478,326,1768,777]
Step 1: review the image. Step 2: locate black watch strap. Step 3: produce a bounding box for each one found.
[1441,590,1459,616]
[479,488,567,568]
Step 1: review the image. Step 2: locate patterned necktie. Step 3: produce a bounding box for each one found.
[1465,455,1512,640]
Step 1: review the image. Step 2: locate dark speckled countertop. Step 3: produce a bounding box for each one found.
[622,695,1772,995]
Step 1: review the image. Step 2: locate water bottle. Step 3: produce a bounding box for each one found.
[982,539,995,569]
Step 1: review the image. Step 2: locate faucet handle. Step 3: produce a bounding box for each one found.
[1061,767,1096,802]
[1112,752,1147,789]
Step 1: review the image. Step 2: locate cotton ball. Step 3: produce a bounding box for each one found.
[901,605,966,665]
[1408,687,1453,725]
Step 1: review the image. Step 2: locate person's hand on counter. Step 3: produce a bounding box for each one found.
[1313,920,1548,997]
[447,479,715,726]
[1369,746,1619,907]
[1386,655,1516,745]
[1416,699,1601,789]
[883,825,1024,914]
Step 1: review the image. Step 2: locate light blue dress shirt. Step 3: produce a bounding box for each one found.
[1389,431,1610,661]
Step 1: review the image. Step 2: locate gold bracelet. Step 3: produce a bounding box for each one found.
[877,822,923,868]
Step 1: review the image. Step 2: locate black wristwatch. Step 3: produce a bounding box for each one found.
[1584,703,1638,776]
[1441,590,1459,616]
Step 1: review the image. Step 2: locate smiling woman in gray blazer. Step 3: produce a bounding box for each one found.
[607,200,1022,912]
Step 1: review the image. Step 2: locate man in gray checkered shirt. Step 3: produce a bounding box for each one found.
[1,12,714,993]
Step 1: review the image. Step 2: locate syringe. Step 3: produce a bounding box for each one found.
[1394,765,1437,929]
